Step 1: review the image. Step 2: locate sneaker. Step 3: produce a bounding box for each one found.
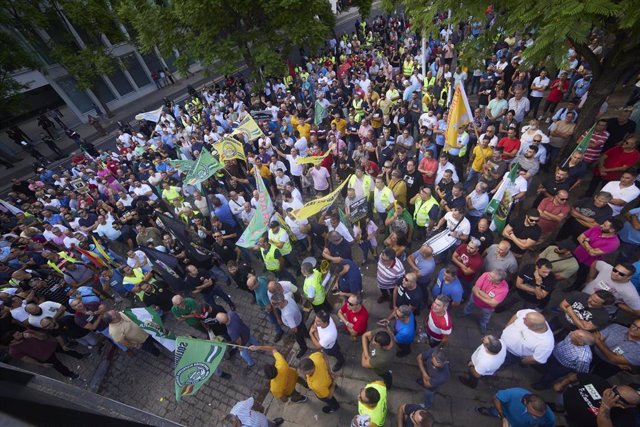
[290,395,307,403]
[332,360,344,372]
[220,372,231,379]
[296,348,308,359]
[274,331,284,343]
[272,418,285,426]
[322,405,338,414]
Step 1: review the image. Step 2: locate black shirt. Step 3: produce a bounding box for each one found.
[510,218,541,255]
[516,264,556,308]
[559,292,610,332]
[605,117,637,148]
[396,284,423,313]
[563,374,637,427]
[566,198,613,234]
[403,170,422,200]
[327,239,352,260]
[540,176,571,197]
[471,228,494,252]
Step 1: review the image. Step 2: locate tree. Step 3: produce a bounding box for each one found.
[0,0,131,117]
[386,0,640,139]
[116,0,339,87]
[0,31,39,118]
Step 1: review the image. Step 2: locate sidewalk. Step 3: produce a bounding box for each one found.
[0,68,240,193]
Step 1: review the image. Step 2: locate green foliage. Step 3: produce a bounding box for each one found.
[117,0,337,86]
[0,30,39,116]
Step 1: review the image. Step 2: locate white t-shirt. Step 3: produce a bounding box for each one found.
[317,317,338,349]
[132,184,157,201]
[583,261,640,314]
[285,216,308,240]
[471,340,507,375]
[285,154,304,176]
[601,181,640,216]
[500,309,554,363]
[278,294,301,328]
[28,301,64,328]
[282,198,303,213]
[325,220,354,243]
[294,138,308,157]
[309,166,330,191]
[443,212,471,238]
[530,76,550,98]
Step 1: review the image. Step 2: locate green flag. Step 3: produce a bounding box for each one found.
[124,307,176,352]
[183,147,222,186]
[485,164,519,233]
[314,99,325,126]
[168,158,196,173]
[174,337,227,401]
[236,168,274,248]
[561,123,595,167]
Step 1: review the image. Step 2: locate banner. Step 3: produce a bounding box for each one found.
[135,106,164,123]
[314,99,326,126]
[213,137,246,162]
[124,307,176,352]
[157,213,211,265]
[139,246,186,291]
[230,115,264,141]
[485,164,519,233]
[561,123,595,168]
[174,336,226,401]
[444,83,474,149]
[236,168,274,248]
[168,159,197,172]
[294,144,334,165]
[293,175,351,219]
[0,199,23,215]
[183,147,223,186]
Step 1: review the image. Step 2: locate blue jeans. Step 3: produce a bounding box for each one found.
[209,265,232,285]
[240,336,259,367]
[267,310,284,335]
[463,298,494,330]
[423,388,435,409]
[464,169,481,190]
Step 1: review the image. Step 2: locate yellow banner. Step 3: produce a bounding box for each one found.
[293,175,351,219]
[294,144,335,165]
[213,137,246,162]
[230,115,265,141]
[444,83,473,150]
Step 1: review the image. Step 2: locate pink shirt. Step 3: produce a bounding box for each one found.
[472,272,509,310]
[574,226,620,267]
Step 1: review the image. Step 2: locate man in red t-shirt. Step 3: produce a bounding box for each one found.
[497,127,521,160]
[542,73,569,121]
[588,135,640,195]
[452,239,483,292]
[337,294,369,337]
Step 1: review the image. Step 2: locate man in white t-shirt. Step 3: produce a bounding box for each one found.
[25,301,67,328]
[530,70,550,119]
[459,335,507,388]
[307,164,331,194]
[436,207,471,243]
[309,310,345,372]
[600,171,640,216]
[583,261,640,316]
[500,309,554,367]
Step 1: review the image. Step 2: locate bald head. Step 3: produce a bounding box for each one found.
[215,312,229,324]
[267,280,282,294]
[524,312,548,332]
[569,329,595,346]
[172,295,184,306]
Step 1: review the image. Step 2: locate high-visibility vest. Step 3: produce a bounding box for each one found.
[283,75,293,87]
[403,60,414,77]
[374,187,393,212]
[303,269,326,306]
[162,186,182,203]
[438,82,451,107]
[348,174,373,199]
[47,251,78,274]
[353,99,364,121]
[269,228,292,255]
[424,76,436,89]
[357,381,388,427]
[413,196,439,227]
[123,268,145,294]
[261,245,280,271]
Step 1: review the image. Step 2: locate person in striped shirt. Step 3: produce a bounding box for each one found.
[425,295,453,348]
[581,119,609,164]
[376,247,405,304]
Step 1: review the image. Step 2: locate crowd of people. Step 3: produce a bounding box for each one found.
[1,12,640,427]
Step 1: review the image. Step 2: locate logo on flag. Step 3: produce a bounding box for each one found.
[174,337,226,401]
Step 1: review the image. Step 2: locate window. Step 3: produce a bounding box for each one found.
[107,59,134,96]
[55,76,94,113]
[121,53,150,88]
[91,76,116,104]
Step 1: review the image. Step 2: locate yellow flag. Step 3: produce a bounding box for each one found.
[293,175,351,219]
[294,144,335,165]
[230,115,265,140]
[213,137,246,162]
[444,83,473,151]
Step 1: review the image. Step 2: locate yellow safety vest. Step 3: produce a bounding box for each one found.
[283,75,292,88]
[303,269,326,306]
[374,187,393,212]
[47,251,78,274]
[357,381,388,427]
[424,76,436,89]
[439,83,451,107]
[348,174,373,199]
[269,228,292,255]
[261,245,280,271]
[163,186,182,203]
[353,99,364,121]
[413,196,439,227]
[403,60,414,77]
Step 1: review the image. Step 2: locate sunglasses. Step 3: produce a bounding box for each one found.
[612,268,628,276]
[558,198,569,201]
[348,301,359,306]
[612,386,631,406]
[527,218,540,223]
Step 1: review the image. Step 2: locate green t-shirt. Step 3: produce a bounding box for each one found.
[385,208,414,237]
[171,297,200,327]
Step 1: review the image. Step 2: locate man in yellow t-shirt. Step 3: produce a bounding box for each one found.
[465,135,493,188]
[331,113,347,135]
[297,121,311,140]
[249,345,307,403]
[299,352,339,413]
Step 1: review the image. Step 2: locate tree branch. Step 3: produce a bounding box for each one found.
[568,37,602,78]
